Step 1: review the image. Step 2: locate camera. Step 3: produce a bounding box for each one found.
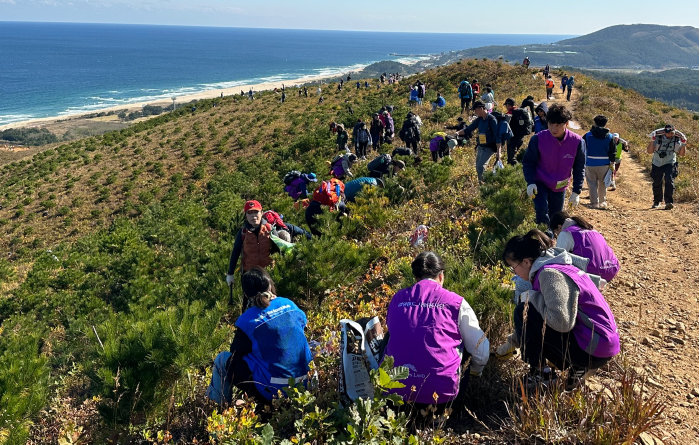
[658,151,667,158]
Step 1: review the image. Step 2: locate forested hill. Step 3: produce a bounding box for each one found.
[434,24,699,69]
[0,58,698,443]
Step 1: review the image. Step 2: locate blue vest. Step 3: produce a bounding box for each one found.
[584,132,612,167]
[235,297,312,400]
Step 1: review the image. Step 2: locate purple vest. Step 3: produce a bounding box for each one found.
[533,264,620,358]
[331,158,345,177]
[564,225,620,281]
[384,279,464,404]
[285,177,306,200]
[535,129,582,192]
[429,136,442,152]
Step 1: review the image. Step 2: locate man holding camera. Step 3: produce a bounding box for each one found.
[647,124,687,210]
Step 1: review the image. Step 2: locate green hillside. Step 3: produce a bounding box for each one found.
[438,24,699,69]
[0,59,696,443]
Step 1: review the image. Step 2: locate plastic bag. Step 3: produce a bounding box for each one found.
[409,224,428,247]
[338,317,385,403]
[492,160,505,174]
[603,168,613,188]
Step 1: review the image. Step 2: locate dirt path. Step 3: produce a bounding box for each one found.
[547,75,700,444]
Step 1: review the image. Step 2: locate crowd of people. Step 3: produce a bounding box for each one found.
[208,64,687,416]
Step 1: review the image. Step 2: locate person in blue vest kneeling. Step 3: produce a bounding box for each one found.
[501,229,620,390]
[209,267,312,405]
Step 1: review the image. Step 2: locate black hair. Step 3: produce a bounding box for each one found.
[593,115,608,127]
[502,229,553,264]
[485,87,493,93]
[546,104,573,124]
[411,251,444,280]
[520,99,535,116]
[241,267,277,309]
[549,211,594,231]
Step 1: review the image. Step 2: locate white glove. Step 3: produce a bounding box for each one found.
[569,192,580,206]
[519,290,533,303]
[526,184,538,199]
[226,274,235,286]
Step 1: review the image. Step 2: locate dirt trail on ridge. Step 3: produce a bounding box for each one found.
[545,76,699,444]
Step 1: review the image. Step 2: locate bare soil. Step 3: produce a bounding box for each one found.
[548,78,700,444]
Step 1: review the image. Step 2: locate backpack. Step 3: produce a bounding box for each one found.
[312,178,345,208]
[458,81,472,98]
[283,170,302,185]
[262,210,287,230]
[368,154,391,172]
[510,108,533,137]
[491,112,513,142]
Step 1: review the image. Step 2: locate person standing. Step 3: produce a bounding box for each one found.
[609,133,629,191]
[457,100,502,182]
[566,76,575,101]
[336,124,349,152]
[355,123,372,160]
[504,98,533,165]
[647,124,687,210]
[458,80,473,114]
[522,104,585,226]
[561,74,569,94]
[532,102,548,134]
[470,79,480,109]
[369,113,385,152]
[545,76,555,100]
[582,115,616,209]
[399,112,421,154]
[481,87,495,112]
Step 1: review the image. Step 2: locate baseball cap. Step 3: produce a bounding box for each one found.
[393,159,406,169]
[471,100,485,110]
[611,133,619,139]
[504,98,515,106]
[244,200,262,212]
[305,173,318,182]
[447,138,458,149]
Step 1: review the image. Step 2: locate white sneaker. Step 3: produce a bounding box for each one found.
[599,201,607,209]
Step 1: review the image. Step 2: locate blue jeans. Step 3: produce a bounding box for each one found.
[532,182,565,226]
[285,223,312,241]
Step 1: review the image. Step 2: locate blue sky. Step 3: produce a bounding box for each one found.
[0,0,697,34]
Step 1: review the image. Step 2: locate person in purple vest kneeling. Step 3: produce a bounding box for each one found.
[502,230,620,390]
[384,251,490,406]
[522,104,586,227]
[550,211,620,282]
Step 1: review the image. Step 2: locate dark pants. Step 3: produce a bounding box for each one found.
[651,163,675,204]
[371,134,382,151]
[514,302,610,372]
[506,135,525,165]
[546,88,553,99]
[407,140,419,153]
[356,141,369,158]
[532,182,565,226]
[460,97,470,113]
[285,222,312,241]
[226,347,267,404]
[566,87,572,101]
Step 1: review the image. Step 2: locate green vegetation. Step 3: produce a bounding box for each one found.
[0,127,59,146]
[566,67,699,111]
[0,59,687,443]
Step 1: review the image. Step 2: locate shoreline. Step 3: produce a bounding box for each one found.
[0,71,348,132]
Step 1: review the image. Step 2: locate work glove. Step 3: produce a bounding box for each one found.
[519,290,534,303]
[470,369,483,377]
[495,333,519,358]
[226,274,235,286]
[526,184,538,199]
[569,192,580,206]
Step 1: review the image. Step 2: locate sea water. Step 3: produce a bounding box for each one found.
[0,22,572,125]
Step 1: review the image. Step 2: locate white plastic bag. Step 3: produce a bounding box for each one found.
[492,160,505,174]
[338,317,385,403]
[603,168,613,188]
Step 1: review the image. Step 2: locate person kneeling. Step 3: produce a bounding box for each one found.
[502,230,620,390]
[225,267,313,404]
[384,251,489,406]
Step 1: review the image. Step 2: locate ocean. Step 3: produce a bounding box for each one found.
[0,22,573,126]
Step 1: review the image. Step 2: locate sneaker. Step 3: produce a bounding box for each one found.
[598,201,608,209]
[526,367,557,390]
[651,202,661,209]
[564,367,594,391]
[590,203,599,209]
[665,203,674,210]
[609,182,616,191]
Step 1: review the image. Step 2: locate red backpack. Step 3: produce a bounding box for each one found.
[312,178,345,208]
